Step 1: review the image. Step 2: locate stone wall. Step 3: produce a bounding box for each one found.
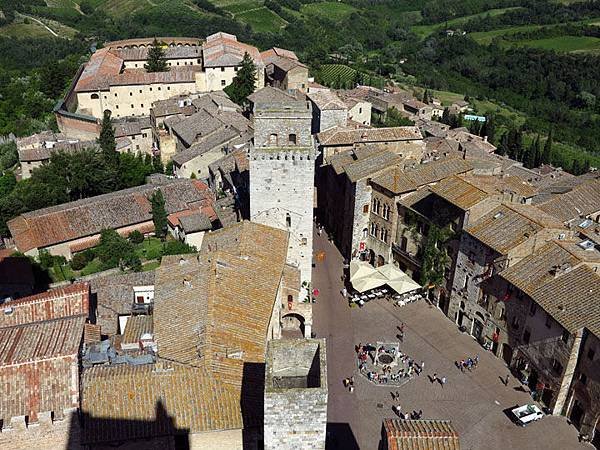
[0,409,81,450]
[348,101,371,126]
[250,148,315,286]
[264,339,327,450]
[350,180,372,259]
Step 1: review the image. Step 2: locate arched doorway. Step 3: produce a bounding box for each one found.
[281,313,305,338]
[570,399,585,428]
[502,343,513,365]
[368,249,375,265]
[376,255,385,267]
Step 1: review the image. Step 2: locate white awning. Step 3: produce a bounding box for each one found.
[350,261,421,294]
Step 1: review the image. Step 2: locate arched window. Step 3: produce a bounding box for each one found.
[362,227,368,238]
[286,213,291,228]
[288,133,297,145]
[374,224,379,238]
[363,204,369,214]
[269,133,278,145]
[91,93,99,100]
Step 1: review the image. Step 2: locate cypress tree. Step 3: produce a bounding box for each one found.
[541,128,553,165]
[144,38,169,73]
[223,52,257,106]
[98,110,116,156]
[150,189,167,239]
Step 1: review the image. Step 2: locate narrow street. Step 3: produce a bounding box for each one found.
[311,227,590,450]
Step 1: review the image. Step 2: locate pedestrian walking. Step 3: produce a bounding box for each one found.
[441,376,447,388]
[341,287,347,298]
[432,373,438,384]
[420,361,425,371]
[504,374,510,386]
[349,385,354,393]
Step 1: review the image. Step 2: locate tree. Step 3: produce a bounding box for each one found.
[152,155,164,174]
[223,52,256,106]
[422,89,429,104]
[150,189,167,239]
[420,224,452,289]
[162,240,196,257]
[99,110,116,156]
[96,229,138,270]
[128,230,144,244]
[144,38,169,73]
[541,128,553,165]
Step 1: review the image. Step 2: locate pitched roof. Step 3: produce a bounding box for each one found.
[122,315,153,346]
[91,271,156,336]
[405,157,473,187]
[429,175,489,210]
[202,32,262,68]
[460,174,538,199]
[466,204,564,254]
[318,126,422,146]
[172,126,248,166]
[383,419,460,450]
[307,89,347,111]
[371,167,418,195]
[9,179,211,252]
[81,363,243,444]
[260,47,298,65]
[530,265,600,336]
[344,150,403,183]
[179,211,212,233]
[74,48,124,92]
[155,221,289,384]
[538,179,600,223]
[111,44,202,61]
[247,85,298,105]
[0,315,86,366]
[113,117,152,137]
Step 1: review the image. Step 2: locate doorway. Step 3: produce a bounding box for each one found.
[472,319,483,341]
[502,343,513,366]
[570,399,585,429]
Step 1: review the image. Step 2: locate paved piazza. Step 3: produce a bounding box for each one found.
[312,229,591,450]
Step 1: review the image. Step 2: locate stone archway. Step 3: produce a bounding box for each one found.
[281,312,305,338]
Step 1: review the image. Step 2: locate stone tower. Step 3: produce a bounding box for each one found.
[264,338,328,450]
[250,96,315,293]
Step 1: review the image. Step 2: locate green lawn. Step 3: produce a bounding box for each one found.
[80,258,104,276]
[142,260,161,272]
[134,237,163,261]
[236,6,286,32]
[514,35,600,53]
[0,22,55,38]
[319,64,357,87]
[411,7,523,38]
[300,2,357,21]
[220,0,263,14]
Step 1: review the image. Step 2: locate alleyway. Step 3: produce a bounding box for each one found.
[311,227,591,450]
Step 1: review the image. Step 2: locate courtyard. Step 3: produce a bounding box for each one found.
[312,228,592,450]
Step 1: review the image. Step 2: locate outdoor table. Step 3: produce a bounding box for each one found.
[367,294,376,299]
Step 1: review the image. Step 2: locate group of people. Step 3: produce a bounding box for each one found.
[392,402,424,420]
[431,373,447,388]
[355,341,424,386]
[455,355,480,372]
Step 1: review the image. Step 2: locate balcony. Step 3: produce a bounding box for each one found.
[391,243,422,268]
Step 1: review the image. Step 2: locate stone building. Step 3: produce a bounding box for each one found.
[113,116,153,154]
[250,95,315,290]
[54,33,297,139]
[8,177,215,259]
[0,283,90,450]
[261,47,309,92]
[307,89,348,133]
[336,90,372,126]
[447,204,569,351]
[316,125,424,164]
[402,98,433,120]
[264,339,327,450]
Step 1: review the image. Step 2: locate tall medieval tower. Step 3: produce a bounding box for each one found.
[250,96,315,293]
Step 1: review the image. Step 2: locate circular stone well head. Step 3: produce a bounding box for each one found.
[378,353,394,365]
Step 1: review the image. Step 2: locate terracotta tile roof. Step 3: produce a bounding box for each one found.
[247,85,298,105]
[203,32,262,68]
[344,150,403,183]
[105,37,202,48]
[0,283,89,327]
[460,174,538,198]
[109,66,201,88]
[260,47,298,65]
[111,45,202,61]
[0,315,86,366]
[122,315,153,345]
[151,95,196,118]
[8,178,211,252]
[179,211,212,233]
[405,158,473,187]
[208,147,249,178]
[91,271,156,336]
[399,188,432,209]
[538,179,600,223]
[329,150,357,175]
[172,126,248,166]
[371,167,418,195]
[466,204,564,254]
[383,419,460,450]
[532,265,600,336]
[429,175,489,210]
[81,363,243,444]
[154,222,288,381]
[318,126,422,146]
[74,48,123,92]
[307,90,347,111]
[113,117,151,137]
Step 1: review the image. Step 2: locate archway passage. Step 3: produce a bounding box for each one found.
[281,312,305,338]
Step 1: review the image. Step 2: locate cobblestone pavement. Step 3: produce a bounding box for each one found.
[312,228,592,450]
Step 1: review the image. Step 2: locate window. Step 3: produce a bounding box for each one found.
[359,107,362,114]
[130,92,133,96]
[234,67,238,72]
[552,358,563,374]
[139,90,142,94]
[285,213,291,228]
[141,104,144,108]
[463,275,469,290]
[561,329,570,344]
[131,135,136,140]
[363,204,369,214]
[131,104,134,108]
[545,313,552,328]
[301,237,307,245]
[220,79,226,86]
[221,67,225,72]
[511,315,520,329]
[142,133,147,138]
[136,145,140,150]
[495,303,505,320]
[91,93,99,99]
[269,134,278,145]
[370,222,376,236]
[114,93,118,97]
[288,134,297,145]
[362,228,368,239]
[150,87,153,91]
[116,105,119,109]
[167,86,170,90]
[374,224,379,238]
[579,373,587,385]
[522,328,531,344]
[588,347,595,361]
[529,301,536,316]
[158,87,161,91]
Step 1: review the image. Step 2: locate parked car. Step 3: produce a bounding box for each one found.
[511,404,544,426]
